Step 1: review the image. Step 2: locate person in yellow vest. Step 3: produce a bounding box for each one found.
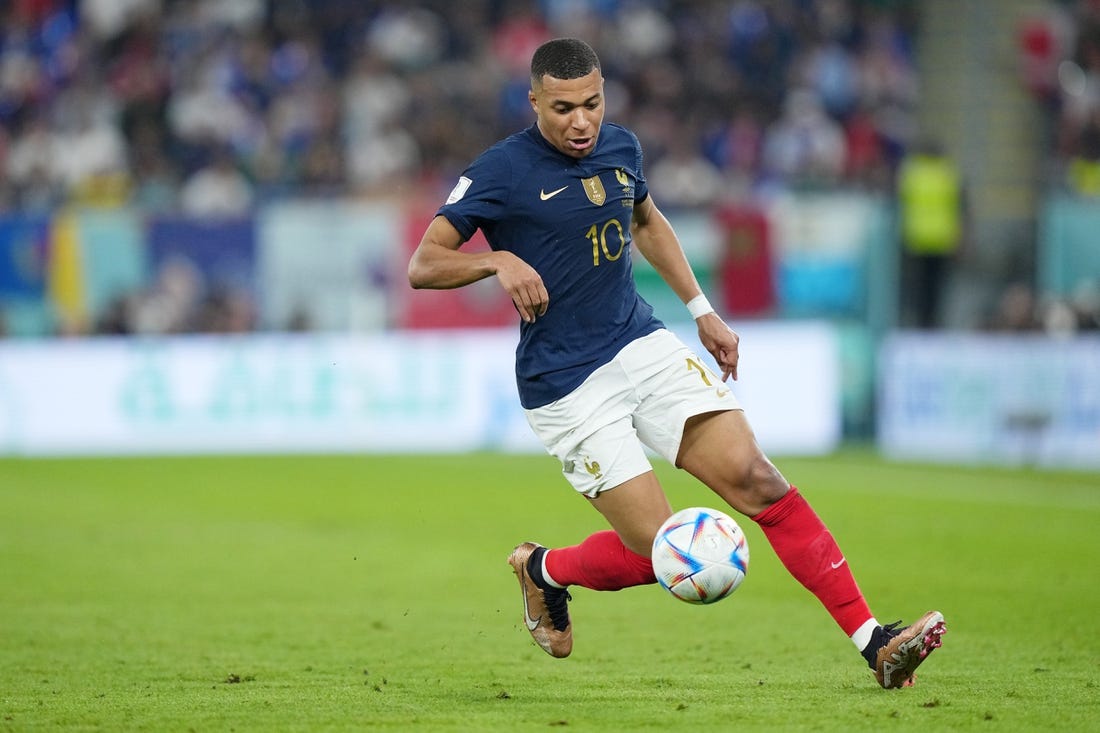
[897,138,965,329]
[1066,120,1100,197]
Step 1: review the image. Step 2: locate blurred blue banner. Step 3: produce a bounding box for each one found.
[0,215,48,298]
[148,216,256,293]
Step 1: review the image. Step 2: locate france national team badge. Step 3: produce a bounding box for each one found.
[615,168,630,191]
[582,175,606,206]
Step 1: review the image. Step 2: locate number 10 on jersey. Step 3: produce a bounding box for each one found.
[587,218,626,266]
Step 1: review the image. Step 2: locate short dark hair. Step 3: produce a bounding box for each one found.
[530,38,600,84]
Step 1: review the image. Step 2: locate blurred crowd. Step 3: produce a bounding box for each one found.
[2,0,1097,339]
[986,279,1100,334]
[1019,0,1100,195]
[0,0,920,216]
[1008,0,1100,335]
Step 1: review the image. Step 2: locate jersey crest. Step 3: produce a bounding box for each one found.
[581,175,606,206]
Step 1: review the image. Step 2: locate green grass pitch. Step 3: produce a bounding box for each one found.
[1,449,1098,731]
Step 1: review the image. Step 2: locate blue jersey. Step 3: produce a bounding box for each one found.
[438,123,664,408]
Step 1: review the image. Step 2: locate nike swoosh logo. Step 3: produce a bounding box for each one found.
[716,387,730,398]
[831,558,847,569]
[521,567,541,630]
[540,186,568,201]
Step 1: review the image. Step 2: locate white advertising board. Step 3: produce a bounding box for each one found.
[0,323,839,457]
[878,332,1100,468]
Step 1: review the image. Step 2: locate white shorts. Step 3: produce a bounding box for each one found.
[524,328,742,498]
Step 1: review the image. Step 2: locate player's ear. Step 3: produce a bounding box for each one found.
[528,88,538,113]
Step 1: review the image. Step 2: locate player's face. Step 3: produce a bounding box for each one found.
[529,68,605,158]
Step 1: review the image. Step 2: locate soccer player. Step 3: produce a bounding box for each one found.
[407,37,944,689]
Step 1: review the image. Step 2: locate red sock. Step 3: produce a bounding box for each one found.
[544,530,656,590]
[752,486,873,636]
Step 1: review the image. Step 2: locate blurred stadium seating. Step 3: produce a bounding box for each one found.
[0,1,1097,463]
[0,0,926,336]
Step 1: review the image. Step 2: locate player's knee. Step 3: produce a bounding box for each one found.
[703,450,786,516]
[737,451,788,508]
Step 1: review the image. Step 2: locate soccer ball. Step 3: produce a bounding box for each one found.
[651,507,749,604]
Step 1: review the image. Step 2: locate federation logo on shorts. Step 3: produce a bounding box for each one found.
[445,176,473,204]
[583,458,602,479]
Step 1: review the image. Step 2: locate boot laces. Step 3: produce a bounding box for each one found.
[881,619,904,640]
[543,587,572,632]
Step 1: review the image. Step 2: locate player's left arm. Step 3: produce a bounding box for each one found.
[631,195,740,381]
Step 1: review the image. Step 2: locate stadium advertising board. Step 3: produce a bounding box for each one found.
[0,323,839,457]
[878,332,1100,468]
[258,201,404,332]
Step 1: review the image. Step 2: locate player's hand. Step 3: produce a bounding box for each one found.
[696,313,739,381]
[493,251,549,323]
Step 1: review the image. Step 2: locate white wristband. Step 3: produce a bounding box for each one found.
[686,293,715,320]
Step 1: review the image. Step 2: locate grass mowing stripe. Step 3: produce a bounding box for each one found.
[1,452,1097,731]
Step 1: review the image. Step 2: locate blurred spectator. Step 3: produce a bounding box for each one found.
[897,137,965,329]
[107,8,171,143]
[1017,1,1074,110]
[6,112,64,211]
[193,283,255,333]
[166,54,254,156]
[703,104,765,193]
[802,40,860,121]
[346,116,420,195]
[1065,114,1100,194]
[762,87,847,187]
[987,278,1100,336]
[52,75,131,205]
[179,146,253,216]
[987,282,1043,332]
[342,51,412,176]
[128,119,179,211]
[843,102,891,189]
[492,1,549,75]
[128,255,202,334]
[647,134,725,209]
[95,255,258,335]
[1070,278,1100,330]
[1043,277,1100,334]
[81,0,159,42]
[1039,0,1100,171]
[1043,296,1080,334]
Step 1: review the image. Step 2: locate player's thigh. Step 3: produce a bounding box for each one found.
[677,409,788,517]
[588,470,673,557]
[628,330,741,464]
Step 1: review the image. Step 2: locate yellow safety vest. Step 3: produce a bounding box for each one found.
[899,154,961,255]
[1068,157,1100,196]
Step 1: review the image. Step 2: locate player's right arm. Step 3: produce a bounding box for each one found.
[408,215,549,323]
